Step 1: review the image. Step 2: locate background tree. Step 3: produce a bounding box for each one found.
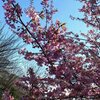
[0,25,25,99]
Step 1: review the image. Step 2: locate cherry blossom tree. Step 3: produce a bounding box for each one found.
[78,0,100,29]
[2,0,100,99]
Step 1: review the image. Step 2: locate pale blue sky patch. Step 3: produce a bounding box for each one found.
[0,0,91,74]
[0,0,89,33]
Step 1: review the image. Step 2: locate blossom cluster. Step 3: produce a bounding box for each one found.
[2,0,22,28]
[79,0,100,29]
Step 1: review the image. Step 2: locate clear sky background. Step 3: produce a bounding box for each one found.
[0,0,89,33]
[0,0,90,75]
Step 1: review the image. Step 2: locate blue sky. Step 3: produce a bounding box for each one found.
[0,0,90,74]
[0,0,89,33]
